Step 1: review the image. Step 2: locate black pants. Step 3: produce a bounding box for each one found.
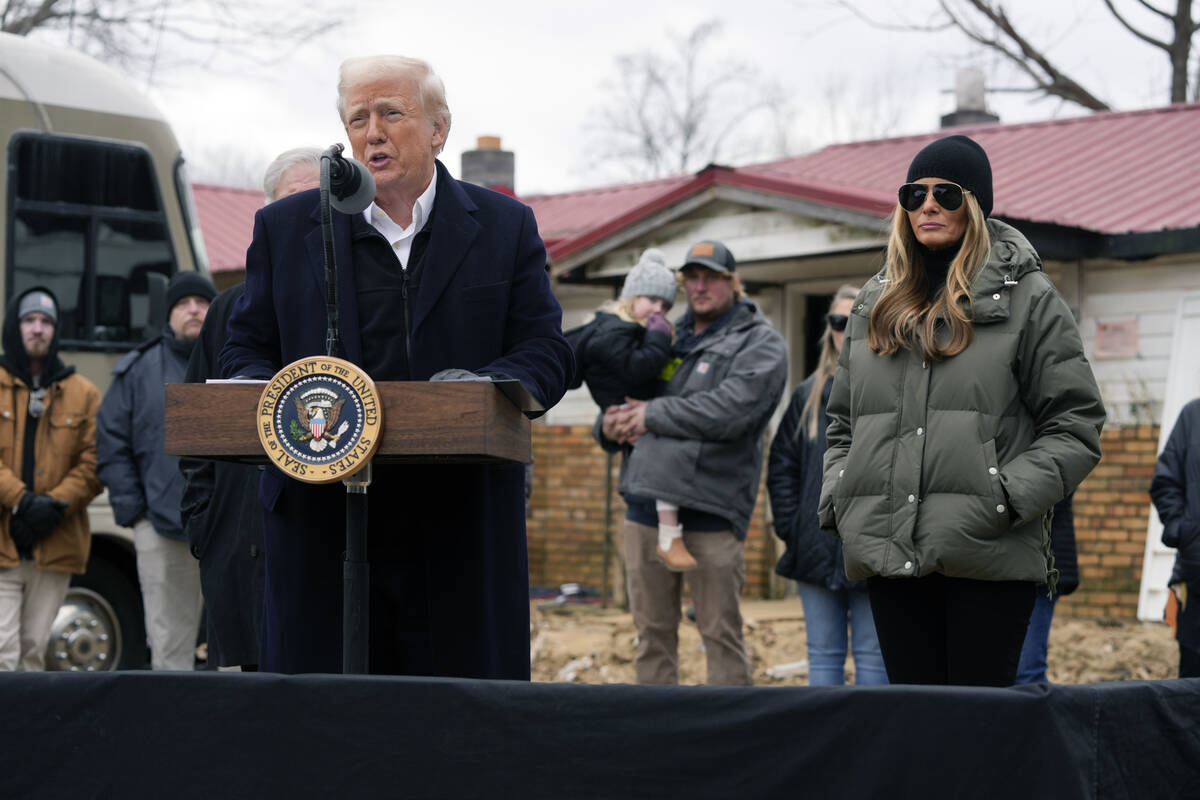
[867,574,1037,687]
[1180,643,1200,679]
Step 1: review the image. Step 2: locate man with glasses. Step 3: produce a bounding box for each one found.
[0,288,103,670]
[98,271,216,670]
[600,240,788,685]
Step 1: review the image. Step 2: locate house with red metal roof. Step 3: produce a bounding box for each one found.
[524,102,1200,429]
[517,102,1200,619]
[191,102,1200,438]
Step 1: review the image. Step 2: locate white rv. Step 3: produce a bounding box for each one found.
[0,32,209,669]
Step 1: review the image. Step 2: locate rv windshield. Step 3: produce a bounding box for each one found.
[7,132,177,348]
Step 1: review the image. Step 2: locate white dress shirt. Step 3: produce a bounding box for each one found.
[361,175,438,269]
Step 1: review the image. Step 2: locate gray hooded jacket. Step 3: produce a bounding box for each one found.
[612,301,788,539]
[818,219,1105,583]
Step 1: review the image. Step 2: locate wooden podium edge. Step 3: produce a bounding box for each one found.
[166,381,531,465]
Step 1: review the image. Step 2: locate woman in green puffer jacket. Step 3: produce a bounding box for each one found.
[817,135,1105,687]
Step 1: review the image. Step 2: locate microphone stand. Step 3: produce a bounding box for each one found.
[320,144,370,675]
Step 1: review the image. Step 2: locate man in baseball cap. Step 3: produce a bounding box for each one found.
[600,239,787,685]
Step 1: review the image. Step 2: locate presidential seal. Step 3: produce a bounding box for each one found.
[257,356,382,484]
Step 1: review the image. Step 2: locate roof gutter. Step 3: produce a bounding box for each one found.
[1002,218,1200,262]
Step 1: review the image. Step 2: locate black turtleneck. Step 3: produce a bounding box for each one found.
[918,242,961,301]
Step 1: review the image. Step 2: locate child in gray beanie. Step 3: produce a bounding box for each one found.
[565,248,696,570]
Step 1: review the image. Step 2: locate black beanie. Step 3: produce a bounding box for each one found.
[905,134,993,217]
[166,271,217,311]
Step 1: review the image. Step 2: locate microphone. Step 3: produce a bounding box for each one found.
[323,144,376,214]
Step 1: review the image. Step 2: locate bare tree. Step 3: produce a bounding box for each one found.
[815,72,909,147]
[1,0,344,87]
[1101,0,1198,102]
[834,0,1199,110]
[585,20,790,180]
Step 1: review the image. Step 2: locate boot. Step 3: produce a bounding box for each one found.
[656,524,697,571]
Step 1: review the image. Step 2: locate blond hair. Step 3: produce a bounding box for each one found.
[867,193,991,361]
[800,284,860,440]
[598,296,675,338]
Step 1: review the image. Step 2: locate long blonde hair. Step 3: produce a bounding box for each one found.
[801,284,860,439]
[867,194,991,361]
[599,296,675,337]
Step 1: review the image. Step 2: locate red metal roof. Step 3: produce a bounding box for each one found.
[530,103,1200,263]
[190,183,263,273]
[523,175,695,258]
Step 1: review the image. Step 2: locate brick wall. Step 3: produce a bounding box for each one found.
[529,423,1161,618]
[1064,425,1158,619]
[527,424,776,602]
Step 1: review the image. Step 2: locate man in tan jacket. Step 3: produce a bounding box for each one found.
[0,288,102,670]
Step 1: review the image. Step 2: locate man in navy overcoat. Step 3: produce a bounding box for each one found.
[220,54,573,677]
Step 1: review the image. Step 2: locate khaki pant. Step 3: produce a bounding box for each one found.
[134,518,202,671]
[0,561,71,671]
[622,519,751,685]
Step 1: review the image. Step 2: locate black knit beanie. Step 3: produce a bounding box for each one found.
[905,134,993,217]
[166,271,217,311]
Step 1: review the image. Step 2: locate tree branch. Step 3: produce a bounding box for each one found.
[5,0,345,79]
[1131,0,1174,22]
[1101,0,1171,51]
[948,0,1113,110]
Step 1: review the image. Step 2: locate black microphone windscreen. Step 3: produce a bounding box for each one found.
[330,158,376,214]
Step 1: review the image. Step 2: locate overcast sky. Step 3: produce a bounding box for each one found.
[144,0,1174,196]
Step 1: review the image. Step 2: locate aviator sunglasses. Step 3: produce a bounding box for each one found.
[826,313,848,332]
[897,181,971,212]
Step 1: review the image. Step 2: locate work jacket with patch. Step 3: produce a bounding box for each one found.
[0,367,102,574]
[818,220,1105,583]
[615,301,788,539]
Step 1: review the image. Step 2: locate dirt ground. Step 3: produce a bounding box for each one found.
[529,596,1179,685]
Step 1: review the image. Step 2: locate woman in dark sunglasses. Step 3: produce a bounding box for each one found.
[767,285,887,686]
[817,134,1106,687]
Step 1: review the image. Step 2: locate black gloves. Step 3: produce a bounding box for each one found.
[9,514,37,554]
[15,493,69,539]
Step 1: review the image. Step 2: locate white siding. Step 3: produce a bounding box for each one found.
[1079,258,1200,425]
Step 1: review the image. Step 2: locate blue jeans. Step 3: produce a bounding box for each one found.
[1016,591,1057,684]
[796,581,888,686]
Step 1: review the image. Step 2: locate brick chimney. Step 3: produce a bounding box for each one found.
[940,68,999,128]
[461,136,515,196]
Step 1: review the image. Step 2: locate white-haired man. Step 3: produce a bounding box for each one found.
[221,56,573,677]
[261,147,321,205]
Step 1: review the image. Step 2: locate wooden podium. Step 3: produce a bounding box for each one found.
[165,381,532,465]
[164,380,533,674]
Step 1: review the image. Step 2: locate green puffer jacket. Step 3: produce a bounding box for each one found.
[818,220,1105,583]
